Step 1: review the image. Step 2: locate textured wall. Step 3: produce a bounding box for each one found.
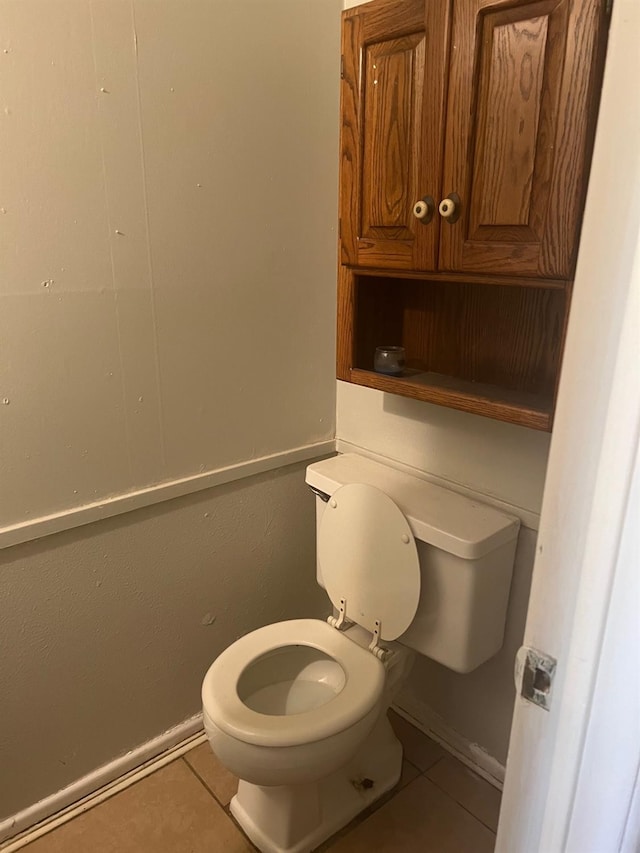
[0,462,329,820]
[0,0,340,530]
[337,383,551,518]
[0,0,342,825]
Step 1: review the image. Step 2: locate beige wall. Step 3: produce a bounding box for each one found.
[0,0,341,825]
[0,462,329,820]
[337,384,551,520]
[0,0,340,531]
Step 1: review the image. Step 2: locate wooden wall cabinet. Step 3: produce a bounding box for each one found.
[337,0,609,431]
[340,0,450,271]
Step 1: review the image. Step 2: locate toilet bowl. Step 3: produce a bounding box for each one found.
[202,618,387,787]
[201,454,520,853]
[202,618,411,853]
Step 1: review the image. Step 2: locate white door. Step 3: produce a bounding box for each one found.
[496,1,640,850]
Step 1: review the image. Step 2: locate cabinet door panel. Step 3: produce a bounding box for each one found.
[439,0,607,277]
[340,0,450,271]
[361,35,424,237]
[471,12,550,235]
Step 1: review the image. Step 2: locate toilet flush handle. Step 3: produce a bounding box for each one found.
[308,485,330,503]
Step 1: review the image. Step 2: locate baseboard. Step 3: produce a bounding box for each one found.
[0,714,206,850]
[392,699,505,790]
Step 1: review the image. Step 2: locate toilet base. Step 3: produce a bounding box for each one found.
[229,715,402,853]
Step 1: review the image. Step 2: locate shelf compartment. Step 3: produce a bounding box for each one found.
[338,272,569,431]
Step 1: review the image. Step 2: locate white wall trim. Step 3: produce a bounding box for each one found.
[393,698,505,789]
[0,715,206,849]
[337,439,541,531]
[0,440,336,550]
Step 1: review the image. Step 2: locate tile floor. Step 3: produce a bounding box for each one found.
[21,712,500,853]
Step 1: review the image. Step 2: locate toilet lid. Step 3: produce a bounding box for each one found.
[318,483,420,641]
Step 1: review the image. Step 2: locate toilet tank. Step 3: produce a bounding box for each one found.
[306,454,520,674]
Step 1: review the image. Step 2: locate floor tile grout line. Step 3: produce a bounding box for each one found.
[403,756,422,775]
[224,807,260,853]
[421,771,499,835]
[0,743,205,853]
[179,756,228,811]
[392,712,504,792]
[316,783,404,852]
[401,751,447,774]
[412,746,500,833]
[415,754,446,774]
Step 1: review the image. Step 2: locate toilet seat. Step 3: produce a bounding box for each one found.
[202,619,385,748]
[319,483,421,640]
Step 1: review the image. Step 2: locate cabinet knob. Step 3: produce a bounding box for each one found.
[438,194,461,223]
[413,196,435,223]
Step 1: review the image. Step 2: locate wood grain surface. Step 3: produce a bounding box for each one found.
[350,368,553,430]
[349,274,567,430]
[335,0,609,430]
[339,0,451,271]
[473,14,549,229]
[439,0,608,278]
[353,275,566,389]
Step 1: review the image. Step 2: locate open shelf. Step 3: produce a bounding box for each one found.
[338,271,569,431]
[350,368,554,430]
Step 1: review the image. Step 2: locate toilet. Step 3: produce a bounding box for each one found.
[202,453,519,853]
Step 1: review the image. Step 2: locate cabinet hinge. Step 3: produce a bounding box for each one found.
[605,0,613,17]
[515,646,557,711]
[340,55,345,79]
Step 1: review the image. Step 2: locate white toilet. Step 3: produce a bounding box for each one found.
[202,454,519,853]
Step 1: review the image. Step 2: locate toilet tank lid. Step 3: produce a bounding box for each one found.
[306,454,520,560]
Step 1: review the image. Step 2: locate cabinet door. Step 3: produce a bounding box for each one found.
[438,0,607,278]
[339,0,450,271]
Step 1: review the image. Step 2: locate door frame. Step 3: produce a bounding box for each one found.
[496,0,640,849]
